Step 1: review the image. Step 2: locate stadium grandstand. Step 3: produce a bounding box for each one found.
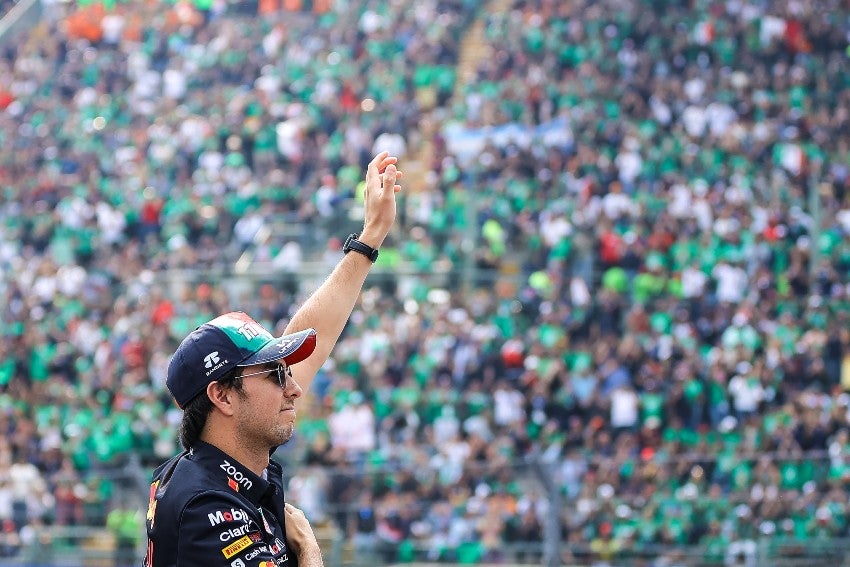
[1,0,850,565]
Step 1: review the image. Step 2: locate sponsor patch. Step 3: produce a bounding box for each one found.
[221,460,253,490]
[203,352,220,368]
[222,535,254,559]
[204,354,229,377]
[209,508,250,526]
[244,546,267,561]
[146,481,159,528]
[219,524,255,542]
[228,478,239,492]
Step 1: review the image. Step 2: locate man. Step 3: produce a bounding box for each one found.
[144,152,403,567]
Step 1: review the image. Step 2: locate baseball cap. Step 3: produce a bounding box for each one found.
[167,311,317,408]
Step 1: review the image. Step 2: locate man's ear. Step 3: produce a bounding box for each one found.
[206,381,236,416]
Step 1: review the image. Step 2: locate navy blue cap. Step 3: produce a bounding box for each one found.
[166,311,317,408]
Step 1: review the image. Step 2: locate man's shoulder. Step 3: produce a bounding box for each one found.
[151,451,242,513]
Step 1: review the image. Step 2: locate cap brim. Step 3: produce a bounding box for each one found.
[237,328,317,367]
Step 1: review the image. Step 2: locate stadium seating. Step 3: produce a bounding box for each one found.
[2,0,850,564]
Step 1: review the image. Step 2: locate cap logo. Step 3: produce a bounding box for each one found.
[278,337,297,353]
[204,352,221,368]
[237,322,264,341]
[204,353,230,377]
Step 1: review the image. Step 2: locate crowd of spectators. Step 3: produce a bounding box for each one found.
[2,0,850,564]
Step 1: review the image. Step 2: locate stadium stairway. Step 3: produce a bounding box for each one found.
[453,0,508,102]
[402,0,511,195]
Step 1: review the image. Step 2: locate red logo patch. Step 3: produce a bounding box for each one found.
[228,478,239,492]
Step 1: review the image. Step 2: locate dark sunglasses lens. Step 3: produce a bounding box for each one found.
[275,365,291,388]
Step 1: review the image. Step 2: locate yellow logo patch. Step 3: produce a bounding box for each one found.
[222,535,254,559]
[146,481,160,527]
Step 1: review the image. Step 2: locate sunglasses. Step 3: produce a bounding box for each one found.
[239,363,293,389]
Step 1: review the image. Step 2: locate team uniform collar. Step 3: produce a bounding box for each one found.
[190,441,270,505]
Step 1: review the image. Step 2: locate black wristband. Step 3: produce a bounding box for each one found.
[343,233,379,263]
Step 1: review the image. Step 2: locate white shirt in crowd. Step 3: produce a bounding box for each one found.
[728,374,764,414]
[712,262,748,304]
[539,210,572,248]
[328,398,376,455]
[610,386,639,429]
[601,190,637,221]
[493,383,526,426]
[681,265,708,298]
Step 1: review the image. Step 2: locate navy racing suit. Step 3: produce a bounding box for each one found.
[145,441,298,567]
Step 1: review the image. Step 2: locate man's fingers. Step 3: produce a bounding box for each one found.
[371,151,390,172]
[383,163,397,181]
[382,164,403,192]
[285,503,304,517]
[370,151,389,166]
[377,155,398,174]
[367,151,402,196]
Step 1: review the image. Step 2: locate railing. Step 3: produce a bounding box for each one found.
[3,529,849,567]
[154,259,521,308]
[1,525,135,567]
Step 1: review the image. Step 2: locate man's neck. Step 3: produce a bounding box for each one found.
[200,431,270,476]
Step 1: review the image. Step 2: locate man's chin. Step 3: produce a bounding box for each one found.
[271,427,295,449]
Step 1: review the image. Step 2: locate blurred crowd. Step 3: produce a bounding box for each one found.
[1,0,850,564]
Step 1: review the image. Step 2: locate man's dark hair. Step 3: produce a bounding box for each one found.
[179,369,245,450]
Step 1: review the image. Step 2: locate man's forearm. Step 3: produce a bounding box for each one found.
[284,152,400,390]
[284,250,375,390]
[297,544,324,567]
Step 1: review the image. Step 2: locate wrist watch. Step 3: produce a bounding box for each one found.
[343,233,379,263]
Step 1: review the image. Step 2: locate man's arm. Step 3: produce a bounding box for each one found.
[285,151,402,390]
